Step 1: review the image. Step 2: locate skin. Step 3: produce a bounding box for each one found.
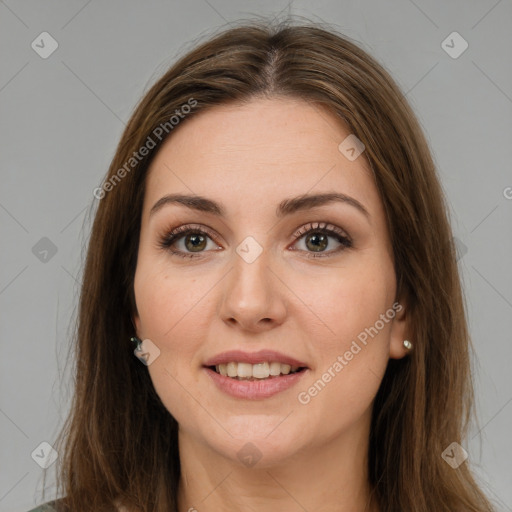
[132,97,410,512]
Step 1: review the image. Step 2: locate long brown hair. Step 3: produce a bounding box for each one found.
[45,18,495,512]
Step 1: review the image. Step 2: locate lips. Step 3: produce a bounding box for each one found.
[203,349,309,368]
[204,365,309,399]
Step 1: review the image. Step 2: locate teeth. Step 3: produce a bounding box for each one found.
[214,362,302,379]
[237,362,253,378]
[226,362,237,377]
[269,361,282,376]
[253,362,270,378]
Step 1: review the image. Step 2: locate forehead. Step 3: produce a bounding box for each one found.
[143,97,380,221]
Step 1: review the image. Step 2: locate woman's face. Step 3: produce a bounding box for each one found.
[133,97,409,466]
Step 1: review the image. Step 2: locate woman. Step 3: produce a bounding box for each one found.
[30,19,495,512]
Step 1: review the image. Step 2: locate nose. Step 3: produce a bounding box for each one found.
[218,246,287,333]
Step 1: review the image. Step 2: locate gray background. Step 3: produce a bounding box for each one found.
[1,1,511,511]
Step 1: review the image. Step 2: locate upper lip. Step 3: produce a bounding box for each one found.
[203,350,309,368]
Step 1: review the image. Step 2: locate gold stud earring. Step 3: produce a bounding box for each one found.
[403,339,412,350]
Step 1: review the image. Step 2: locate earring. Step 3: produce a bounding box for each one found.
[131,336,142,351]
[131,336,159,366]
[403,339,413,350]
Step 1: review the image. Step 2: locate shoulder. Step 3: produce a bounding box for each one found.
[26,498,127,512]
[25,500,59,512]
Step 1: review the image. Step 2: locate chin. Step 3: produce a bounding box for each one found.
[204,424,307,469]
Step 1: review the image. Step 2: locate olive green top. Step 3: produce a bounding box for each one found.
[26,501,59,512]
[26,498,120,511]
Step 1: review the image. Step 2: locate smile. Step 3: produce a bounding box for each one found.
[204,365,309,400]
[211,361,305,379]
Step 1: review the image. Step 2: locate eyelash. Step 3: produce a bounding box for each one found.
[157,221,353,260]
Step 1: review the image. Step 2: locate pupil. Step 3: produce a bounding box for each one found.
[185,233,206,252]
[306,232,327,252]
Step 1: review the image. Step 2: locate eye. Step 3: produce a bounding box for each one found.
[290,221,352,258]
[157,224,221,259]
[157,221,352,259]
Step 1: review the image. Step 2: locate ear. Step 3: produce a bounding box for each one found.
[131,307,142,339]
[388,299,410,360]
[132,314,140,338]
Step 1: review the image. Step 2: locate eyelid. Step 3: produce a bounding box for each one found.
[290,221,350,244]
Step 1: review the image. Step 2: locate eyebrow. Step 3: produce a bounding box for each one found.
[149,192,370,220]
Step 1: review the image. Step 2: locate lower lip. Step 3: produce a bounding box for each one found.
[203,367,309,400]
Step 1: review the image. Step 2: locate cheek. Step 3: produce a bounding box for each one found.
[292,252,394,406]
[134,263,210,423]
[293,252,395,348]
[133,258,216,379]
[134,255,206,337]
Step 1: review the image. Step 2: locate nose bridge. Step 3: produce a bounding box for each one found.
[219,236,286,330]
